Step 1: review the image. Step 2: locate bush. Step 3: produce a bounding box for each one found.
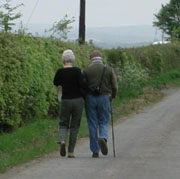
[106,43,180,76]
[105,42,180,98]
[0,33,95,131]
[117,57,149,98]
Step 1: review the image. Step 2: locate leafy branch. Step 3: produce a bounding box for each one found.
[49,14,75,40]
[0,0,23,33]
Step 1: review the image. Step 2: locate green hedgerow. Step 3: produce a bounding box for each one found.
[0,33,95,131]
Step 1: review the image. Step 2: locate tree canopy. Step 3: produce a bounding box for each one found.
[0,0,23,33]
[153,0,180,40]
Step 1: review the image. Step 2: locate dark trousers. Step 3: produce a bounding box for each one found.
[58,97,84,153]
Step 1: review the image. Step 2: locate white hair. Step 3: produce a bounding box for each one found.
[62,49,75,63]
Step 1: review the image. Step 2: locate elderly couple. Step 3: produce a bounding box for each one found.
[53,49,118,158]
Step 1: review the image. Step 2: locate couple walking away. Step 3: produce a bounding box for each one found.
[53,49,118,158]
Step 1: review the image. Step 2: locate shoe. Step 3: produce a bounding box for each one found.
[68,152,75,158]
[92,152,99,158]
[60,143,66,157]
[98,138,108,155]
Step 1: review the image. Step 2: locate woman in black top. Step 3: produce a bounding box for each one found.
[53,49,86,158]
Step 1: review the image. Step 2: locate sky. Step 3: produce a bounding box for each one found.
[1,0,170,28]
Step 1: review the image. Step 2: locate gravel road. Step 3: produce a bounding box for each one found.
[1,88,180,179]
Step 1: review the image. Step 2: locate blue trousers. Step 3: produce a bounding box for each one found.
[85,95,111,153]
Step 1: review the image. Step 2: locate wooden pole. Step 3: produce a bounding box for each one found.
[79,0,86,44]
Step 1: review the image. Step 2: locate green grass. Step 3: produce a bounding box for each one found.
[1,70,180,173]
[0,114,89,173]
[149,70,180,87]
[0,118,57,172]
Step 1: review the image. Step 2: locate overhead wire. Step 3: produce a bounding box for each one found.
[25,0,40,28]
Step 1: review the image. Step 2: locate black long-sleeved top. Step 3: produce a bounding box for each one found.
[53,67,87,99]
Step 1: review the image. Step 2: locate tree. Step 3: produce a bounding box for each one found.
[0,0,23,33]
[49,15,75,40]
[153,0,180,40]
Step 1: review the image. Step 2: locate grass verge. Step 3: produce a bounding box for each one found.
[0,70,180,173]
[0,114,89,173]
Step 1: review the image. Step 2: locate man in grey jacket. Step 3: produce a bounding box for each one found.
[84,50,118,158]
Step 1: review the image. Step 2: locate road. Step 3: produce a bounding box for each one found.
[1,89,180,179]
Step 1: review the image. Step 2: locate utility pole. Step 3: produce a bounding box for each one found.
[79,0,86,44]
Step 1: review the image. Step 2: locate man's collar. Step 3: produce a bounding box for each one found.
[91,57,103,64]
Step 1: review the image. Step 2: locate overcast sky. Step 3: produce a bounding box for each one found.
[1,0,170,27]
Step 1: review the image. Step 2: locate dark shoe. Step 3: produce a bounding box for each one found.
[92,152,99,158]
[60,143,66,157]
[98,138,108,155]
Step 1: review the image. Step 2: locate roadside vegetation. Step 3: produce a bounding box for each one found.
[1,31,180,172]
[1,0,180,174]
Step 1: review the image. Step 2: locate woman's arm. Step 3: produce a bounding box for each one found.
[53,69,62,86]
[57,86,62,102]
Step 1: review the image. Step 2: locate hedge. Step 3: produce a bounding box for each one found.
[1,32,180,132]
[0,33,95,131]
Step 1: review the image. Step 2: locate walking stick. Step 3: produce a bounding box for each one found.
[111,104,116,158]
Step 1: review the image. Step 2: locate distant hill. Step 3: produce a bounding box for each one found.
[78,26,168,48]
[15,24,168,48]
